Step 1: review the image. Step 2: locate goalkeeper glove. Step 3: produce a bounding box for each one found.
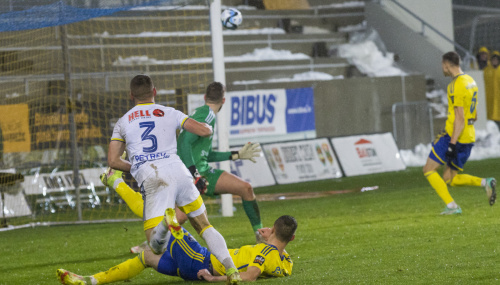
[231,142,261,163]
[188,165,208,194]
[445,143,457,162]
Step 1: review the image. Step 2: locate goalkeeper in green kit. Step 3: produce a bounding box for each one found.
[101,82,265,249]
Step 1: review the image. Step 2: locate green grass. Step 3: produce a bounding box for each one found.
[2,158,500,284]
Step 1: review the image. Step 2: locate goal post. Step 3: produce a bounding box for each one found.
[209,0,233,217]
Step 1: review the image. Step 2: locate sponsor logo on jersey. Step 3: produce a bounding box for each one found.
[253,255,265,266]
[153,109,164,117]
[134,151,170,163]
[129,110,151,122]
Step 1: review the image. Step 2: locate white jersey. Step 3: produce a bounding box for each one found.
[111,103,188,185]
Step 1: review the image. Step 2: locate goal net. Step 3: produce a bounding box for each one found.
[0,0,218,227]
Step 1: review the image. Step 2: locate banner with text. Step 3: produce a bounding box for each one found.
[331,133,406,176]
[23,168,104,195]
[0,104,31,153]
[227,88,315,139]
[263,138,342,184]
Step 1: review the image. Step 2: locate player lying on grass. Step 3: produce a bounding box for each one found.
[102,82,264,245]
[57,214,296,284]
[423,51,497,215]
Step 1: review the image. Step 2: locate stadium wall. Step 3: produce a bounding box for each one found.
[228,74,427,140]
[379,0,454,53]
[365,2,450,90]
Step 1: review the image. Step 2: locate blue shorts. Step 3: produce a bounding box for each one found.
[428,132,473,171]
[156,228,212,280]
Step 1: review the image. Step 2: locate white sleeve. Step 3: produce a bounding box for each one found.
[111,118,125,142]
[175,109,189,130]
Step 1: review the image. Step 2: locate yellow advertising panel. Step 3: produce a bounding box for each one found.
[0,104,31,153]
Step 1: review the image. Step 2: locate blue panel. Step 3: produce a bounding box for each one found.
[285,87,315,133]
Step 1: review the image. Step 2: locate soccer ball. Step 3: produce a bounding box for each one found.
[221,8,242,30]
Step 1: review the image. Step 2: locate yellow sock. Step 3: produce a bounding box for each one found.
[115,182,144,218]
[93,256,145,284]
[425,171,454,204]
[449,174,482,187]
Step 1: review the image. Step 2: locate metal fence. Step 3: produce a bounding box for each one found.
[469,14,500,54]
[392,101,434,150]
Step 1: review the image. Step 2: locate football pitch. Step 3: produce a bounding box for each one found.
[2,158,499,285]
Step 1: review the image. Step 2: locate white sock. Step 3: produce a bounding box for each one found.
[481,179,487,187]
[202,227,236,272]
[447,201,458,209]
[89,276,97,285]
[149,221,169,254]
[113,178,124,189]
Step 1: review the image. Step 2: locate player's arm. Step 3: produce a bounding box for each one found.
[450,106,465,144]
[197,267,261,282]
[207,142,261,163]
[183,118,212,137]
[108,140,131,172]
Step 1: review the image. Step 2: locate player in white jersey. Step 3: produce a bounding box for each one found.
[108,75,241,284]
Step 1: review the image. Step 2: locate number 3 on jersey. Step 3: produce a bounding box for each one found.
[140,121,157,153]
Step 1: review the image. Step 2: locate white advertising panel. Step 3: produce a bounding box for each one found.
[263,138,343,184]
[2,191,31,218]
[189,87,317,146]
[209,146,276,188]
[331,133,406,176]
[23,168,104,195]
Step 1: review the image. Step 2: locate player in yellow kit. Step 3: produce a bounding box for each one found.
[423,51,496,215]
[57,215,296,284]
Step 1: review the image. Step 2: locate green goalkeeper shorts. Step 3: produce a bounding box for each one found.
[200,167,224,198]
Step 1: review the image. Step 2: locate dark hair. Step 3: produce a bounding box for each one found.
[442,51,461,66]
[130,74,154,100]
[205,82,225,103]
[274,215,297,242]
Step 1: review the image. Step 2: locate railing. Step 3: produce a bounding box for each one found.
[375,0,475,68]
[392,101,434,150]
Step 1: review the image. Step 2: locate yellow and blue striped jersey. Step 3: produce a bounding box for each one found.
[445,74,477,144]
[211,243,293,278]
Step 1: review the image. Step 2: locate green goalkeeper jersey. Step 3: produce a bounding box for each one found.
[177,105,231,173]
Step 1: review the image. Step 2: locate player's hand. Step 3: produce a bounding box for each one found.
[232,142,261,163]
[197,269,213,281]
[188,165,209,194]
[445,143,457,162]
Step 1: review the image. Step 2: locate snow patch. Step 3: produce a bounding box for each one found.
[337,40,405,77]
[94,28,285,38]
[113,47,310,66]
[312,1,365,9]
[338,21,367,33]
[131,5,256,11]
[233,71,343,85]
[426,89,448,118]
[400,121,500,166]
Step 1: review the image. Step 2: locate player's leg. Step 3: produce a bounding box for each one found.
[423,135,461,214]
[211,170,264,240]
[101,168,144,218]
[186,211,241,284]
[444,143,496,205]
[56,253,146,285]
[142,176,177,253]
[168,163,241,283]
